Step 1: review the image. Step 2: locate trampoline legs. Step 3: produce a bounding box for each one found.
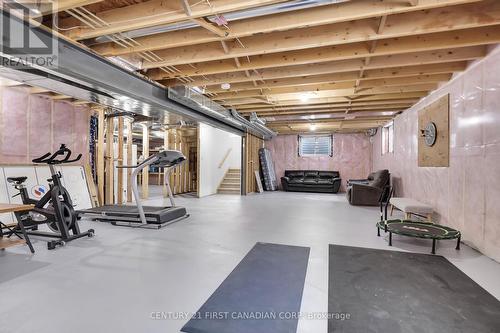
[389,232,392,246]
[431,239,436,255]
[377,227,380,237]
[456,237,461,250]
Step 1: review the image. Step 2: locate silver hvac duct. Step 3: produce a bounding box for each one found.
[93,0,350,44]
[249,112,277,138]
[168,86,243,129]
[230,109,276,140]
[249,112,267,126]
[168,86,276,139]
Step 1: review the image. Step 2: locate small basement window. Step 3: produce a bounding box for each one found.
[298,135,333,157]
[382,121,394,155]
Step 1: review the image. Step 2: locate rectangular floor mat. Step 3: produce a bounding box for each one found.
[328,245,500,333]
[182,242,310,333]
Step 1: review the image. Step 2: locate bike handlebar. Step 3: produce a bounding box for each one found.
[32,144,82,164]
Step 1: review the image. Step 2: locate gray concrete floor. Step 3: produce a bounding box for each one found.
[1,191,499,333]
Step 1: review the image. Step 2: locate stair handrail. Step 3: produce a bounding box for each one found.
[218,148,232,169]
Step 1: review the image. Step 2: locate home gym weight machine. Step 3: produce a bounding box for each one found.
[7,144,95,252]
[76,150,189,229]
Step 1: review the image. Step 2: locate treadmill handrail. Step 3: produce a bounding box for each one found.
[130,151,185,224]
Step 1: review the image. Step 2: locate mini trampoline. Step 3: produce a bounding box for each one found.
[377,219,461,254]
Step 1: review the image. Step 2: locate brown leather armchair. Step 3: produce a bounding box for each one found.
[347,170,390,206]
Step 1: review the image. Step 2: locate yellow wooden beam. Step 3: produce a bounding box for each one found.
[117,117,124,204]
[180,0,192,16]
[96,108,105,205]
[207,73,452,93]
[151,44,483,82]
[223,92,428,107]
[105,116,114,205]
[191,17,228,37]
[216,83,437,101]
[61,0,288,40]
[141,124,149,200]
[14,0,103,16]
[237,99,419,112]
[142,4,500,68]
[126,119,133,203]
[29,87,51,94]
[244,105,409,117]
[91,0,482,56]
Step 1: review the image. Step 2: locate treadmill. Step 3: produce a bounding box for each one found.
[77,150,189,229]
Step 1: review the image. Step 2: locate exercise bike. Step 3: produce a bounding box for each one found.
[7,144,95,252]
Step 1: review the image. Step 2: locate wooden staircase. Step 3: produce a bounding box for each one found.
[217,169,241,194]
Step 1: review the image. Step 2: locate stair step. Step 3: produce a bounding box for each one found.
[219,184,240,190]
[221,179,240,186]
[217,188,241,194]
[223,177,240,181]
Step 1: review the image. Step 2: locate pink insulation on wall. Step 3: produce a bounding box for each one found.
[266,133,372,192]
[0,87,91,165]
[29,95,52,160]
[372,46,500,262]
[1,88,29,163]
[52,101,75,151]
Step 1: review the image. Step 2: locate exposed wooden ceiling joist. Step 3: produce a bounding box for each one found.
[241,105,409,117]
[91,0,483,57]
[141,5,500,69]
[236,99,421,111]
[13,0,103,16]
[217,83,436,103]
[222,91,429,107]
[207,73,452,94]
[47,0,498,132]
[269,116,395,125]
[191,17,228,37]
[59,0,288,40]
[180,0,192,16]
[150,41,486,82]
[269,119,392,133]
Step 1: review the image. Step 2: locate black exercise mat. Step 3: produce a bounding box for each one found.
[182,242,310,333]
[328,245,500,333]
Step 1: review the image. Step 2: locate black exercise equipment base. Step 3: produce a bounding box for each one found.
[77,205,188,228]
[111,214,190,229]
[377,219,461,254]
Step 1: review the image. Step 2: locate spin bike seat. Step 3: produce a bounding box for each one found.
[7,176,28,184]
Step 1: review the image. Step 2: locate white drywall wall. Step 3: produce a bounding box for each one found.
[199,123,242,197]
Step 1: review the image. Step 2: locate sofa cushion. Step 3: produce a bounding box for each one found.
[287,171,304,178]
[304,171,318,177]
[318,171,339,178]
[303,177,318,184]
[317,179,333,184]
[288,178,304,184]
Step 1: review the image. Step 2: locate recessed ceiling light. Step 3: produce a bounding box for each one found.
[309,123,317,131]
[221,83,231,90]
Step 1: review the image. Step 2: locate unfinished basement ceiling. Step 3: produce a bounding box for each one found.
[16,0,500,133]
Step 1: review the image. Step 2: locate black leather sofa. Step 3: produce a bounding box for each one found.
[281,170,341,193]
